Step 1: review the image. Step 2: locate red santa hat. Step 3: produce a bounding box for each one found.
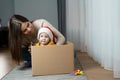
[37,27,53,41]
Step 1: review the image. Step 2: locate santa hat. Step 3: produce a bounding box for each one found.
[37,27,53,41]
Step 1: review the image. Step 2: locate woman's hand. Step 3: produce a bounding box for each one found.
[28,42,33,53]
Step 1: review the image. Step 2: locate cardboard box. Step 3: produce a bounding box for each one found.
[31,41,74,76]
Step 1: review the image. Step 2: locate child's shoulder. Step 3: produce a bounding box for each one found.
[34,42,40,46]
[48,41,55,45]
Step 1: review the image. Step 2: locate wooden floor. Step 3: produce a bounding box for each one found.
[77,51,120,80]
[0,49,16,79]
[0,49,120,80]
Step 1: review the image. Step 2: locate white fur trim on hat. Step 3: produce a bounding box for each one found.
[37,27,53,41]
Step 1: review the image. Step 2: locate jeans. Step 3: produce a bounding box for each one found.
[21,47,31,62]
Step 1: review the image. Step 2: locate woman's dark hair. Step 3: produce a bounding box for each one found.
[8,14,29,64]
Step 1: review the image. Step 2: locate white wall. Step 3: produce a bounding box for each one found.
[0,0,58,28]
[14,0,58,29]
[0,0,14,26]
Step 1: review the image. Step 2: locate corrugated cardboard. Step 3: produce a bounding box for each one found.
[31,41,74,76]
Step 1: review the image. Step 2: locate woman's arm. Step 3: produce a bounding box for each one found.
[32,19,65,45]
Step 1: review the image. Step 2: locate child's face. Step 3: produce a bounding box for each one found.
[39,32,50,45]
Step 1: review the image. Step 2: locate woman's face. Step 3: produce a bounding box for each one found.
[21,22,35,35]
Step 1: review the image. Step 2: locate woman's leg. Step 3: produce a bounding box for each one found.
[19,47,31,70]
[21,47,31,61]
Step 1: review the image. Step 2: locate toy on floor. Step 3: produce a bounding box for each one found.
[70,69,83,76]
[74,69,83,75]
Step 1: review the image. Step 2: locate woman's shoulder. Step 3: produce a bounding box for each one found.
[32,19,48,29]
[32,19,54,29]
[33,19,48,24]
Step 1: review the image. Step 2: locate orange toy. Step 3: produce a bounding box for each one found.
[74,69,83,75]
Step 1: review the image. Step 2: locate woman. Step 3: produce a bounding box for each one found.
[8,14,65,69]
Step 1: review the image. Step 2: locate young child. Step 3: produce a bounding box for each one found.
[35,26,55,46]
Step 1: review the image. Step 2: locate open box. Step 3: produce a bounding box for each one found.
[31,41,74,76]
